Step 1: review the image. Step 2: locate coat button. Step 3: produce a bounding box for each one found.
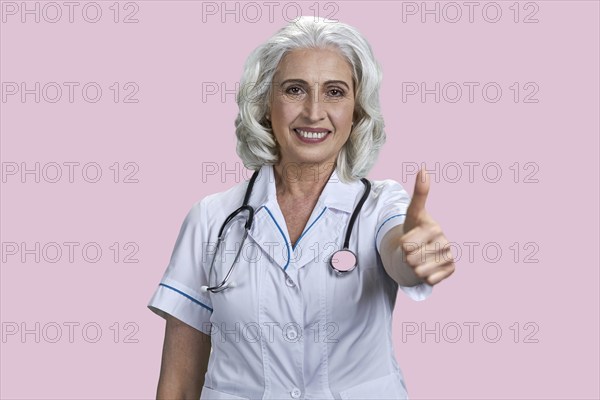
[285,277,295,287]
[290,387,301,398]
[286,327,298,341]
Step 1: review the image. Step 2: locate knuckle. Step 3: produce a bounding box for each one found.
[443,248,454,261]
[431,225,443,237]
[406,256,419,269]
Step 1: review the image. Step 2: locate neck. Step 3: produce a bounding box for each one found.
[273,162,335,198]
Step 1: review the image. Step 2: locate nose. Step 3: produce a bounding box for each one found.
[303,90,326,122]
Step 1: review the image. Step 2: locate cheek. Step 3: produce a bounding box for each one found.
[272,101,301,124]
[330,105,355,128]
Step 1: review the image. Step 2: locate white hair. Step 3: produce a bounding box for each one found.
[234,16,386,182]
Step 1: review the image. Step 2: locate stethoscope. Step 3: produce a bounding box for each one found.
[201,169,371,293]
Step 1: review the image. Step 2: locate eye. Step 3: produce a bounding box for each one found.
[327,87,346,97]
[285,86,304,96]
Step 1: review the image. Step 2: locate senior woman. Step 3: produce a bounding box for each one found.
[148,17,455,400]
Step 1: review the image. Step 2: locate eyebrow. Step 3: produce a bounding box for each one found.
[279,79,351,91]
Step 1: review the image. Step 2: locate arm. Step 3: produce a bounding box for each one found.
[156,314,211,400]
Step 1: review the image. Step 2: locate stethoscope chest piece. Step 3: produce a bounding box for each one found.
[327,177,371,275]
[329,249,358,274]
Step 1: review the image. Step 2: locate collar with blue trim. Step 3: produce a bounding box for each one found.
[248,164,366,214]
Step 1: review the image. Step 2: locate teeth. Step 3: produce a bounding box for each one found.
[296,129,328,139]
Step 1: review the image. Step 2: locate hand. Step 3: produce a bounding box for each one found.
[400,168,456,286]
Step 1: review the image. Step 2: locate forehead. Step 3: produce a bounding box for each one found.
[273,47,354,82]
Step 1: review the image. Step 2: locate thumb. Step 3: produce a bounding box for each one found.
[405,168,430,228]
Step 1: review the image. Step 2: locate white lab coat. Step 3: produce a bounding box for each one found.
[148,164,433,399]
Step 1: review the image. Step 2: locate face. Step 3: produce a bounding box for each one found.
[268,47,355,169]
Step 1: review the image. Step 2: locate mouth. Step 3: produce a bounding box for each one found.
[294,128,332,142]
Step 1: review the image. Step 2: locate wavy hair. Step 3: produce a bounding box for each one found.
[234,16,386,182]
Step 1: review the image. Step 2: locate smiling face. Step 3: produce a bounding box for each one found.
[269,47,355,170]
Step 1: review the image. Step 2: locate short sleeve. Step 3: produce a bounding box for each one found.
[374,179,433,301]
[147,199,213,335]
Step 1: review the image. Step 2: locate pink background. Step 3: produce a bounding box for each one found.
[1,1,599,399]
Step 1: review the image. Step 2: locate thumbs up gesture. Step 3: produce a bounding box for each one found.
[400,168,455,286]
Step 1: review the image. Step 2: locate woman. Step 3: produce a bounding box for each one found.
[148,17,455,399]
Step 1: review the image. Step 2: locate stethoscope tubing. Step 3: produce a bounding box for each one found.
[203,169,371,293]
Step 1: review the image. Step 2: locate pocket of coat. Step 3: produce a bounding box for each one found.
[200,386,250,400]
[339,372,409,400]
